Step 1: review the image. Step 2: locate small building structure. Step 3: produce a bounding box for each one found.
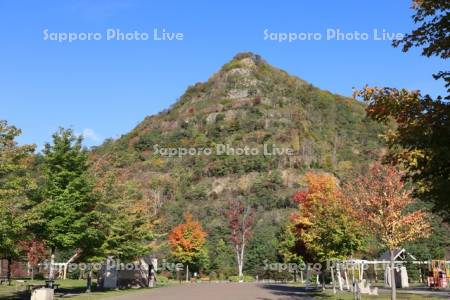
[379,248,415,288]
[98,255,158,289]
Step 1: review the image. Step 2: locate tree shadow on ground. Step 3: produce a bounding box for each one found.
[259,284,331,299]
[0,290,28,300]
[0,286,96,300]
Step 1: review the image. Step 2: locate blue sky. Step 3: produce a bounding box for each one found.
[0,0,447,150]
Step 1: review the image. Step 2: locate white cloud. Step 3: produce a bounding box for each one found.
[82,128,101,143]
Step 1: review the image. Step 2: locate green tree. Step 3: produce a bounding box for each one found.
[393,0,449,88]
[33,128,104,283]
[97,175,153,261]
[244,224,278,277]
[278,224,302,264]
[209,239,234,279]
[0,120,35,284]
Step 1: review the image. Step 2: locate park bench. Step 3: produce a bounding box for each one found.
[26,283,60,292]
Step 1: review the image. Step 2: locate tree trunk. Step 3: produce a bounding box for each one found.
[64,250,80,280]
[239,240,245,282]
[321,271,326,290]
[86,269,92,293]
[374,264,378,283]
[390,250,397,300]
[185,264,189,282]
[7,257,12,286]
[352,265,355,284]
[49,248,55,281]
[235,244,244,282]
[419,265,423,283]
[238,262,243,281]
[148,264,155,287]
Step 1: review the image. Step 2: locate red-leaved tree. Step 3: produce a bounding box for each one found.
[225,199,254,281]
[18,240,46,280]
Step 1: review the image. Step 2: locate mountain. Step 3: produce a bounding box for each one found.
[89,52,385,271]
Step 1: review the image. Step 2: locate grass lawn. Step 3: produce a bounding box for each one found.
[0,279,167,300]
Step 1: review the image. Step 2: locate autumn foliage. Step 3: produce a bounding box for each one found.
[344,162,431,251]
[225,199,255,278]
[355,86,450,221]
[290,172,363,262]
[18,240,46,268]
[168,213,208,268]
[226,200,254,248]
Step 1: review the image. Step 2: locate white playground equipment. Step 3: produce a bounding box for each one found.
[328,257,450,294]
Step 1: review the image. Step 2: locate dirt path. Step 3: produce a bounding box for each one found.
[108,283,315,300]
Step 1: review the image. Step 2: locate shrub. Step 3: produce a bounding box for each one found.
[135,131,162,151]
[215,113,225,122]
[228,275,254,282]
[221,60,244,72]
[156,275,169,285]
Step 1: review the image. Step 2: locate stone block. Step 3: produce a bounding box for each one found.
[31,288,54,300]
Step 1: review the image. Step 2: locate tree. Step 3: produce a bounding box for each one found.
[244,223,278,277]
[33,128,104,285]
[355,0,449,219]
[225,199,254,281]
[209,239,234,279]
[0,120,35,284]
[168,213,208,281]
[344,162,431,300]
[392,0,449,88]
[278,223,303,266]
[355,87,450,221]
[288,172,364,289]
[18,240,46,280]
[277,223,304,282]
[96,175,153,261]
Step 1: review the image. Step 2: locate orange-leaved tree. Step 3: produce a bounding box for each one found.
[289,172,364,289]
[168,213,208,281]
[344,162,431,300]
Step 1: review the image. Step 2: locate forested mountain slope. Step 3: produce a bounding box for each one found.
[89,52,385,273]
